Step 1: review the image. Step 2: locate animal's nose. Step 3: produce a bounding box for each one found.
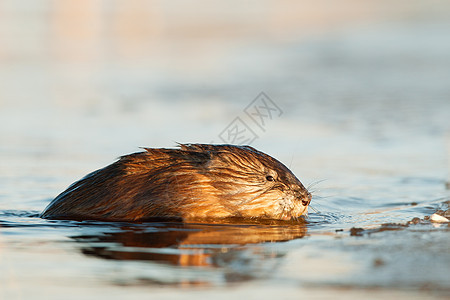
[301,192,312,206]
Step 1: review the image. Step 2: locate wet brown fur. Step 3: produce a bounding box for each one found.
[40,144,311,222]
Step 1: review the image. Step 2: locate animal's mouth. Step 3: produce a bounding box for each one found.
[278,205,308,221]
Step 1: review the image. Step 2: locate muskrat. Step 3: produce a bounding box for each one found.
[40,144,311,222]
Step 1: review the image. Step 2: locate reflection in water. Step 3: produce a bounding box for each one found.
[71,220,307,286]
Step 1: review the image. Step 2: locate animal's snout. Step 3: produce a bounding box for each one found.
[300,192,312,206]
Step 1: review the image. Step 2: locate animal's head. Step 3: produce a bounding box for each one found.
[178,144,311,220]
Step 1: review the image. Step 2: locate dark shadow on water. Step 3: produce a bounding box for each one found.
[70,219,308,286]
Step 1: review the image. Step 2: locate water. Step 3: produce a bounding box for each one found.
[1,1,450,299]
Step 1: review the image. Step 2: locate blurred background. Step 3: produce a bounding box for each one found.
[1,0,449,203]
[0,1,449,298]
[1,0,449,205]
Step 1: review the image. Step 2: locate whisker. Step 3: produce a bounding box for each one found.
[314,196,330,200]
[309,189,320,196]
[311,194,335,200]
[309,205,318,213]
[307,179,328,191]
[288,153,295,169]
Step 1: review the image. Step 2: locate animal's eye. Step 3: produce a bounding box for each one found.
[266,175,275,182]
